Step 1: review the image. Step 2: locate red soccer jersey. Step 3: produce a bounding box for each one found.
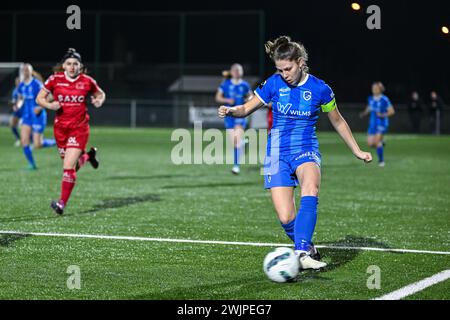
[43,72,100,127]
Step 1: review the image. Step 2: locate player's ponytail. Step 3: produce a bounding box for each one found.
[265,35,309,73]
[222,70,232,79]
[32,70,44,83]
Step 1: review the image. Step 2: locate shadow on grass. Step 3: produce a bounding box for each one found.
[0,234,30,247]
[162,181,259,189]
[312,235,391,275]
[0,193,162,222]
[79,194,162,214]
[107,174,192,181]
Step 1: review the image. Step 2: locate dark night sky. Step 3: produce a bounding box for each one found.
[1,0,449,102]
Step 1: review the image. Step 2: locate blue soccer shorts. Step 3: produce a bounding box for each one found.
[263,150,322,189]
[224,116,247,129]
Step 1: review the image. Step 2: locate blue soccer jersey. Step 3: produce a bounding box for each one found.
[219,79,252,129]
[219,79,251,107]
[17,77,46,131]
[17,77,43,119]
[254,73,336,156]
[367,94,392,134]
[255,73,336,189]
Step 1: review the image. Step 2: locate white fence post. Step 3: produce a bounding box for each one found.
[130,99,137,129]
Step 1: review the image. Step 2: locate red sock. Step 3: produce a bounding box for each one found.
[60,169,77,206]
[77,153,90,170]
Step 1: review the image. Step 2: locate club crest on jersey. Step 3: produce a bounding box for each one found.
[75,82,85,90]
[303,91,312,101]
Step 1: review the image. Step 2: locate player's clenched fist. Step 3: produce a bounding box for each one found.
[218,105,231,118]
[91,96,104,108]
[354,150,373,163]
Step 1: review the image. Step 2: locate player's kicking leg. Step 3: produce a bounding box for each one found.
[270,185,327,271]
[294,162,327,270]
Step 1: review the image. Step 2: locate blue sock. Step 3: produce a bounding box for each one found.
[294,196,318,251]
[376,144,384,163]
[42,138,56,148]
[281,218,295,242]
[11,127,20,140]
[23,145,36,168]
[233,147,239,166]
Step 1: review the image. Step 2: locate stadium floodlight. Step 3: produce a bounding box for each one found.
[351,2,361,11]
[442,26,449,35]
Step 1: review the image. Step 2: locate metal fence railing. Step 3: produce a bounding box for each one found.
[0,98,448,134]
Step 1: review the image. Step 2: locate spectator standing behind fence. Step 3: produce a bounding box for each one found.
[429,91,444,135]
[408,91,423,133]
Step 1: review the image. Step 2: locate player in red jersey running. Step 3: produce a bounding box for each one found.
[36,48,106,215]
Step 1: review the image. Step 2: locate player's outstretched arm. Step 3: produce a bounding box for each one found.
[218,95,264,119]
[36,89,60,110]
[328,107,372,163]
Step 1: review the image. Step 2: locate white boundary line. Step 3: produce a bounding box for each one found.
[374,269,450,300]
[0,230,449,255]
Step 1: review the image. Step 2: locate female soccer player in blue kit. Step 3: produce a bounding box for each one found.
[218,36,372,269]
[359,82,395,167]
[15,63,56,169]
[215,63,252,174]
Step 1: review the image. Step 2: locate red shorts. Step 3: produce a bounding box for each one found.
[54,124,90,158]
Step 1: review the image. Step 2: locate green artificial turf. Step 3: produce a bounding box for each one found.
[0,127,449,299]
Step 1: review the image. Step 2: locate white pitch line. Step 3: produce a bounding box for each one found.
[374,269,450,300]
[0,230,449,255]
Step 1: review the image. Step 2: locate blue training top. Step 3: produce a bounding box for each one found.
[368,94,392,129]
[16,77,44,119]
[219,79,251,107]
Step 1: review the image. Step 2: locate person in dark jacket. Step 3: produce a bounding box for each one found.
[408,91,423,133]
[428,91,445,135]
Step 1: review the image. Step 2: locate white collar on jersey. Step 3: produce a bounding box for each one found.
[23,77,34,85]
[64,71,80,82]
[231,78,243,85]
[297,73,309,87]
[373,94,383,101]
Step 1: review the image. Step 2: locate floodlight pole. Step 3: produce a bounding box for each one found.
[95,13,101,77]
[179,13,186,91]
[11,13,17,61]
[258,10,265,79]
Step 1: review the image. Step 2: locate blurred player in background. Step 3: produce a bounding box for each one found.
[408,91,423,133]
[215,63,253,174]
[36,48,106,215]
[428,91,444,135]
[218,36,372,269]
[9,77,21,146]
[359,82,395,167]
[15,63,56,170]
